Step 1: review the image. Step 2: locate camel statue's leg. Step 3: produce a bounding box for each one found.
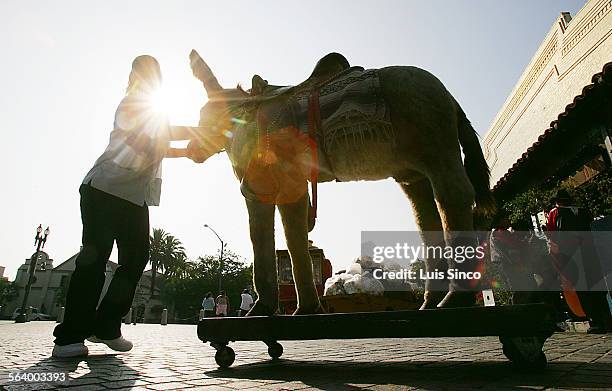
[277,193,322,314]
[427,155,479,307]
[245,198,279,316]
[398,178,447,309]
[431,163,474,232]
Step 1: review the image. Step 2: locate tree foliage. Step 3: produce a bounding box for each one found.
[0,280,19,314]
[571,170,612,217]
[479,247,513,306]
[160,249,253,321]
[149,228,188,296]
[502,169,611,226]
[502,187,553,226]
[54,282,68,307]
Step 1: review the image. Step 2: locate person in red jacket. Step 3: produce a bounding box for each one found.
[546,189,611,333]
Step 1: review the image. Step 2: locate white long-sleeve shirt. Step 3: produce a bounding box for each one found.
[82,93,170,206]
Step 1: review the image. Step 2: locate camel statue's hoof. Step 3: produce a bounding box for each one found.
[246,302,277,317]
[436,291,477,308]
[293,305,326,315]
[419,291,447,310]
[419,300,439,310]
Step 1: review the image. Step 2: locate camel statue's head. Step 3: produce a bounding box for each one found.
[189,50,275,182]
[187,50,258,163]
[188,50,312,204]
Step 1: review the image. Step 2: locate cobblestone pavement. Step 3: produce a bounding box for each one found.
[0,320,611,390]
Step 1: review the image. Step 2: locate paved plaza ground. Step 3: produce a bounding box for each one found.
[0,320,611,390]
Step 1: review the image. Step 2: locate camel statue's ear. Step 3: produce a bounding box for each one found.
[251,74,268,95]
[189,49,223,95]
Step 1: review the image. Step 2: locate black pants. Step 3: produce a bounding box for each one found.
[578,291,612,329]
[53,184,149,345]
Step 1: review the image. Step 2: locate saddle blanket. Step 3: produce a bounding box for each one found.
[255,66,394,182]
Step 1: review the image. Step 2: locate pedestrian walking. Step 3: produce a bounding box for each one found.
[202,292,216,317]
[239,289,254,316]
[215,291,229,317]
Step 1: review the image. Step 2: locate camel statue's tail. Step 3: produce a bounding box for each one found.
[456,104,497,217]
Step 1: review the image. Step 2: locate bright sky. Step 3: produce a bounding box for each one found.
[1,0,585,280]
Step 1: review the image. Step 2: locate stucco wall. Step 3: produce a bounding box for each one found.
[483,0,612,186]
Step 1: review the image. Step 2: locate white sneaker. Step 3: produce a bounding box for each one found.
[87,335,133,352]
[52,343,89,358]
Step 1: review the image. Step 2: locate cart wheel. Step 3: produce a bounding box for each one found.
[267,341,283,360]
[214,346,235,368]
[500,336,547,370]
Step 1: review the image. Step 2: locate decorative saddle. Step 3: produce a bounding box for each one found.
[250,52,352,97]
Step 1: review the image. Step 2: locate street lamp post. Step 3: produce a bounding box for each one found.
[16,225,50,323]
[204,224,225,293]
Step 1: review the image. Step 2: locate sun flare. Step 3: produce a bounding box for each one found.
[149,87,169,116]
[140,78,206,127]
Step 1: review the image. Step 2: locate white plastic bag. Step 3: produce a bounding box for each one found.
[343,273,364,295]
[355,256,376,270]
[347,262,362,276]
[378,260,411,292]
[381,259,402,272]
[324,273,352,296]
[361,271,385,295]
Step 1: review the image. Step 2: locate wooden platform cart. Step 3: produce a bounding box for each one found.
[198,304,557,370]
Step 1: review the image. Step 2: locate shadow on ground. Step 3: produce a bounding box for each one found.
[205,359,612,390]
[5,355,138,390]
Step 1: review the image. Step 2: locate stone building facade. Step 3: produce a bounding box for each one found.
[2,251,164,322]
[484,0,612,195]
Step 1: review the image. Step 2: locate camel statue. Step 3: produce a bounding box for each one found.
[186,49,495,315]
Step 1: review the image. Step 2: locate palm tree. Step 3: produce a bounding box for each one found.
[161,235,187,278]
[149,228,187,297]
[149,228,166,297]
[163,251,188,279]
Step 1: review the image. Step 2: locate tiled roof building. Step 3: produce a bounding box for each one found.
[483,0,611,199]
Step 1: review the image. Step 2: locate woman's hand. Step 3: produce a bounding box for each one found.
[187,139,216,163]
